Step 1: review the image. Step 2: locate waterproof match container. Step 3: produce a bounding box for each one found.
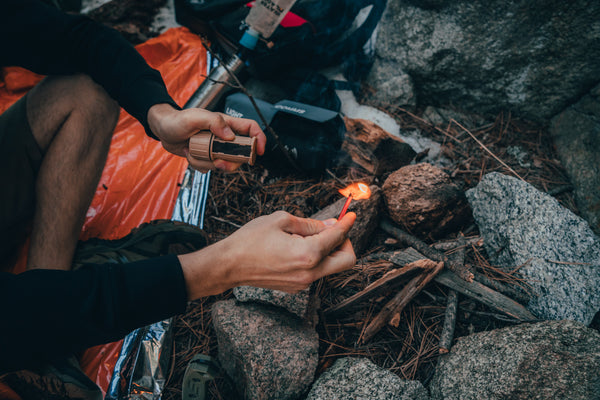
[189,131,257,165]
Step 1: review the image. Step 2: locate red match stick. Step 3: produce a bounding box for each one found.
[338,194,353,220]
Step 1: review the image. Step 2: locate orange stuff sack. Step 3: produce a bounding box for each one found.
[0,27,207,395]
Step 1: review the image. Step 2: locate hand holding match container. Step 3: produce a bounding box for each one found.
[189,130,257,166]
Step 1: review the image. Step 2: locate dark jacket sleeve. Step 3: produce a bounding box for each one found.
[0,0,180,138]
[0,255,188,374]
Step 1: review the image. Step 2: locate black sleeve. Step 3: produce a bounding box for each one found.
[0,255,188,374]
[0,0,180,138]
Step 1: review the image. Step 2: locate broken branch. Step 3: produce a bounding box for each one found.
[438,234,465,353]
[438,290,458,354]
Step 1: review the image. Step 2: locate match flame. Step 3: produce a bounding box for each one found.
[339,182,371,200]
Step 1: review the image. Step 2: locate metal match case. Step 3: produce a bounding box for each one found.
[189,131,257,165]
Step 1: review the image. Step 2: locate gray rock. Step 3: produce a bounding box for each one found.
[212,300,318,400]
[466,172,600,324]
[365,62,416,107]
[550,84,600,234]
[429,320,600,400]
[307,357,430,400]
[369,0,600,122]
[232,286,318,324]
[311,185,382,255]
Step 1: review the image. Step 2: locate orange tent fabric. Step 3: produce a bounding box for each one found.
[1,27,208,395]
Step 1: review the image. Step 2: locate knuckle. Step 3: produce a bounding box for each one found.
[298,270,315,287]
[181,112,196,130]
[272,210,290,222]
[249,120,261,130]
[214,113,227,126]
[298,248,319,267]
[347,252,357,267]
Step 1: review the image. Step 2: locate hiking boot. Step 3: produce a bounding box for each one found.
[73,219,209,268]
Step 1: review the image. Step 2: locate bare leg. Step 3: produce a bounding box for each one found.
[26,75,119,270]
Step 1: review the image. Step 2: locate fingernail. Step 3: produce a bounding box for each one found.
[323,218,337,226]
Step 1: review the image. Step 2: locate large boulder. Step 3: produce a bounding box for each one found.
[466,172,600,325]
[307,357,430,400]
[368,0,600,121]
[429,320,600,400]
[550,84,600,234]
[212,300,318,400]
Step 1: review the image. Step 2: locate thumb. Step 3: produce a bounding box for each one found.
[306,212,356,256]
[282,212,356,238]
[280,214,331,237]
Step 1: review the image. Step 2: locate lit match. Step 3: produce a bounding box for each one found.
[338,182,371,220]
[338,194,353,220]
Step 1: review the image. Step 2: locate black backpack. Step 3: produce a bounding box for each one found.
[174,0,387,79]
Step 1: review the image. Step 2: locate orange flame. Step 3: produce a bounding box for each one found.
[339,182,371,200]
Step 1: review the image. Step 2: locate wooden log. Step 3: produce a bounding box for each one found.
[342,117,416,176]
[380,219,474,282]
[434,271,536,321]
[382,163,470,238]
[360,260,444,344]
[325,259,430,315]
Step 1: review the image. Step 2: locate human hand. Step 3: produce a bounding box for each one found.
[178,211,357,299]
[147,103,266,172]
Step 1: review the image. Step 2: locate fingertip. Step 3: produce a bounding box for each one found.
[223,127,235,140]
[342,212,357,225]
[256,134,267,155]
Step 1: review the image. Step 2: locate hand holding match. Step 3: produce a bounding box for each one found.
[178,210,356,299]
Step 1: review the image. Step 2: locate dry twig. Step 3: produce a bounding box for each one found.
[361,260,444,344]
